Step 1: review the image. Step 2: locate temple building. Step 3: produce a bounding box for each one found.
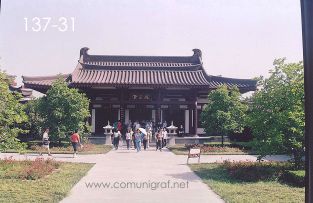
[23,48,256,135]
[8,75,34,103]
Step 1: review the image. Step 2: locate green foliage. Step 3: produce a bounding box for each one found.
[247,59,304,167]
[201,85,248,145]
[0,70,27,151]
[190,163,304,203]
[280,170,305,187]
[36,78,90,143]
[223,161,292,182]
[22,99,43,139]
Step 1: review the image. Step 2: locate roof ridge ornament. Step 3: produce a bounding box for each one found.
[192,49,203,65]
[80,47,90,62]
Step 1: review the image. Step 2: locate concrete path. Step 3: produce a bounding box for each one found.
[60,148,224,203]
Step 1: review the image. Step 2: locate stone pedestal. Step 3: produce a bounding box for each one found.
[168,135,176,146]
[105,134,112,145]
[103,121,113,145]
[167,121,178,146]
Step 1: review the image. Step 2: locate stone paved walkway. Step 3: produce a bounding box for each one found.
[60,148,224,203]
[0,149,291,203]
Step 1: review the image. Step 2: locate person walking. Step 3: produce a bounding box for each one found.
[143,132,148,150]
[113,129,121,150]
[162,128,168,147]
[134,129,142,152]
[178,124,185,137]
[147,129,152,149]
[155,130,162,152]
[118,130,123,149]
[71,130,82,158]
[117,120,122,132]
[132,130,136,150]
[125,129,132,150]
[40,128,52,156]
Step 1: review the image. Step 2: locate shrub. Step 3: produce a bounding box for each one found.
[203,142,253,150]
[185,144,200,149]
[280,170,305,187]
[223,161,292,182]
[201,146,243,153]
[20,158,60,180]
[0,157,60,180]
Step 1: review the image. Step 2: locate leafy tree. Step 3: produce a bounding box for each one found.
[201,85,248,146]
[23,99,43,140]
[0,70,27,151]
[247,59,304,168]
[36,78,90,145]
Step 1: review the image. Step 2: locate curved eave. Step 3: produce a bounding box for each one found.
[23,83,50,94]
[22,74,71,94]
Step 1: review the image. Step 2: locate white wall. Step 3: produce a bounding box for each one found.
[185,110,189,133]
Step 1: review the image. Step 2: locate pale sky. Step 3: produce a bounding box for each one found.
[0,0,303,85]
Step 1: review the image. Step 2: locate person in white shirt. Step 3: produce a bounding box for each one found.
[40,128,51,156]
[162,128,168,147]
[113,129,121,150]
[125,129,132,150]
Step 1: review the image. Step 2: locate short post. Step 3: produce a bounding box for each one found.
[103,121,113,145]
[167,121,178,146]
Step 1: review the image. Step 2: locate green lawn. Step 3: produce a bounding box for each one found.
[169,144,253,155]
[4,143,112,155]
[0,162,94,202]
[190,163,304,203]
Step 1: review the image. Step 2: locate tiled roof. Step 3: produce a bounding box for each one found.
[22,74,70,88]
[71,69,210,87]
[80,47,201,64]
[22,48,257,92]
[205,75,257,89]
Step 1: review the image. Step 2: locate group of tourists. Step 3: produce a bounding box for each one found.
[39,119,184,156]
[111,127,168,152]
[112,119,185,137]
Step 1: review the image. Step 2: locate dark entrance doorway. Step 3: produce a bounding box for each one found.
[129,108,152,122]
[95,108,118,134]
[163,108,184,127]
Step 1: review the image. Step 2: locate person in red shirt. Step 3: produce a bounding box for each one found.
[71,130,81,158]
[117,120,122,132]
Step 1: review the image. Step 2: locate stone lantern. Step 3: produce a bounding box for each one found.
[103,121,113,145]
[166,121,178,146]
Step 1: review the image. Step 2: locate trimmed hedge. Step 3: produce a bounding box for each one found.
[280,170,305,187]
[223,161,305,187]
